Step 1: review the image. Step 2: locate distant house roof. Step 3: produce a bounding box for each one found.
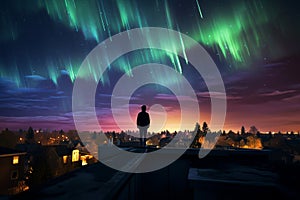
[159,137,172,147]
[0,146,26,157]
[43,145,73,157]
[71,140,85,147]
[15,143,43,154]
[55,145,73,157]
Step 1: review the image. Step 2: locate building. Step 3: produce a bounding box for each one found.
[0,147,28,195]
[42,145,82,178]
[14,144,84,188]
[13,148,300,200]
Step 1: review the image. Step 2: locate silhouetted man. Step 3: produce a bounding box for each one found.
[137,105,150,147]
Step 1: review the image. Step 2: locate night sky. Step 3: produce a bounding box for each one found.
[0,0,299,133]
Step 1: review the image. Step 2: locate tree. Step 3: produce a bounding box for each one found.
[268,131,272,139]
[25,126,35,144]
[190,123,201,148]
[241,126,246,135]
[257,131,261,138]
[249,126,258,135]
[246,135,263,149]
[278,131,282,135]
[228,130,235,135]
[202,122,209,134]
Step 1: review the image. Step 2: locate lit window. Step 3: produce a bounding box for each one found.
[13,156,19,165]
[72,150,79,162]
[63,155,68,164]
[81,156,87,166]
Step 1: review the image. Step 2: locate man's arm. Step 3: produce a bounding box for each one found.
[137,113,140,126]
[147,113,150,125]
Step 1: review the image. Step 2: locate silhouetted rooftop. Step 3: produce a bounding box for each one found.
[0,147,26,156]
[9,148,300,200]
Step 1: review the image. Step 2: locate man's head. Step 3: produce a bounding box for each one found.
[141,105,146,112]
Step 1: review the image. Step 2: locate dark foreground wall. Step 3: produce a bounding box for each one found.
[10,148,300,200]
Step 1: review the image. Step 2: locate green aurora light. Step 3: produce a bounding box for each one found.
[0,0,294,87]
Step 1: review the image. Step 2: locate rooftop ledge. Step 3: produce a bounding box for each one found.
[10,148,299,200]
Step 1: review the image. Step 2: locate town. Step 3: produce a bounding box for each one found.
[1,122,300,196]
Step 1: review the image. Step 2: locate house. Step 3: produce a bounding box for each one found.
[42,145,82,178]
[15,144,82,187]
[0,147,28,195]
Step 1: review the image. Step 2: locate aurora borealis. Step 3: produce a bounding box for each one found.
[0,0,299,133]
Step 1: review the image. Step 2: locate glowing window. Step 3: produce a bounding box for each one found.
[13,156,19,165]
[63,155,68,164]
[72,150,79,162]
[81,156,88,166]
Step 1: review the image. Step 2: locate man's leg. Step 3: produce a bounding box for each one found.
[141,128,147,147]
[143,129,148,147]
[139,128,143,147]
[139,127,148,147]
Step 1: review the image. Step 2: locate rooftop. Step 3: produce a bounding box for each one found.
[0,147,26,157]
[8,147,300,200]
